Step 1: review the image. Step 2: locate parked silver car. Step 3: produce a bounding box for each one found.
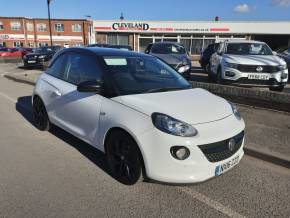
[145,42,192,79]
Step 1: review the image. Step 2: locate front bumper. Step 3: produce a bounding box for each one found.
[222,67,288,86]
[23,57,47,66]
[137,114,245,183]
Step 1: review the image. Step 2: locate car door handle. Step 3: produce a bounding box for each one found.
[52,90,62,97]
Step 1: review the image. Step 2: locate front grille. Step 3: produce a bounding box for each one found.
[237,64,280,73]
[198,131,244,163]
[27,56,37,60]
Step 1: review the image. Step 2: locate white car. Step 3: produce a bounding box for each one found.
[32,47,245,185]
[209,40,288,92]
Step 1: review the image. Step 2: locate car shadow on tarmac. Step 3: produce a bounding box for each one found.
[16,95,114,181]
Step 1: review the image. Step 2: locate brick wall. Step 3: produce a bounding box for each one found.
[0,17,90,48]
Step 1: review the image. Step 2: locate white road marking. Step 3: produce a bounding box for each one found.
[0,91,31,112]
[0,72,9,77]
[179,187,246,218]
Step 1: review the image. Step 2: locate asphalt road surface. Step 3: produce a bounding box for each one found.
[0,76,290,218]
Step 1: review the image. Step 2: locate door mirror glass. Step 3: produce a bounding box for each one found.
[77,80,103,94]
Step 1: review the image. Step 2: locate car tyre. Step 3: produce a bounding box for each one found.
[183,71,191,80]
[32,96,50,131]
[269,85,284,92]
[106,130,143,185]
[216,68,224,84]
[207,64,214,82]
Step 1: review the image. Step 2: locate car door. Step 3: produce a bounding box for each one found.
[50,51,104,144]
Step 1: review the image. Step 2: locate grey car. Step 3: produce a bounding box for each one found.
[277,47,290,82]
[145,42,192,79]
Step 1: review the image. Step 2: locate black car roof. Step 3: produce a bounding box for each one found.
[60,47,149,57]
[152,42,183,46]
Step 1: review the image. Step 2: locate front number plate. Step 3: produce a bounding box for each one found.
[215,155,240,176]
[248,73,270,80]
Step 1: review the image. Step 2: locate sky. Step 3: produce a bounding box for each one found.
[1,0,290,21]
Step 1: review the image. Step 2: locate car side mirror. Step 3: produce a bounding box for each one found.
[77,80,103,94]
[272,51,277,56]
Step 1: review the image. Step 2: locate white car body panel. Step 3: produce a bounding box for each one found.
[113,88,232,125]
[33,70,245,184]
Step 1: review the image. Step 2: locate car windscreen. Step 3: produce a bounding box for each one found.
[151,44,186,54]
[33,47,52,53]
[225,43,273,55]
[102,56,191,96]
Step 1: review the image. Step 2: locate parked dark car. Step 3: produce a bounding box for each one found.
[87,43,111,48]
[145,42,192,79]
[199,43,219,71]
[23,46,62,68]
[108,45,133,51]
[87,44,133,51]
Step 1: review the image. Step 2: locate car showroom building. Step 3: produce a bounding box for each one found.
[0,17,91,48]
[93,20,290,55]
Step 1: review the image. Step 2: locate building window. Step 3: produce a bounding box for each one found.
[37,23,47,32]
[180,38,191,53]
[54,23,64,32]
[28,42,34,47]
[0,21,3,30]
[11,21,21,30]
[72,24,82,32]
[13,42,23,47]
[107,34,129,45]
[0,42,5,46]
[38,42,48,47]
[26,23,34,31]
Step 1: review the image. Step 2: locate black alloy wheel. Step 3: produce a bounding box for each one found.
[216,68,224,84]
[106,130,143,185]
[32,96,50,131]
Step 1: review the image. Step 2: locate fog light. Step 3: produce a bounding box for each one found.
[225,71,235,77]
[281,73,288,79]
[170,146,190,160]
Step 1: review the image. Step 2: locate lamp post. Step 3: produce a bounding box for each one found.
[47,0,53,47]
[85,15,92,45]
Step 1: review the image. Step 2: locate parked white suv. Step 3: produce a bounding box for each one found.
[209,40,288,91]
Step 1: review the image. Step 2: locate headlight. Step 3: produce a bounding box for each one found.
[225,62,238,69]
[38,55,46,59]
[278,64,287,70]
[151,113,198,137]
[182,58,190,66]
[178,65,191,73]
[228,102,241,120]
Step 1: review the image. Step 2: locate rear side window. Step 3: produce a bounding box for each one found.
[46,54,68,79]
[62,53,102,85]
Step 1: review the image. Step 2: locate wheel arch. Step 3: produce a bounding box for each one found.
[103,127,147,176]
